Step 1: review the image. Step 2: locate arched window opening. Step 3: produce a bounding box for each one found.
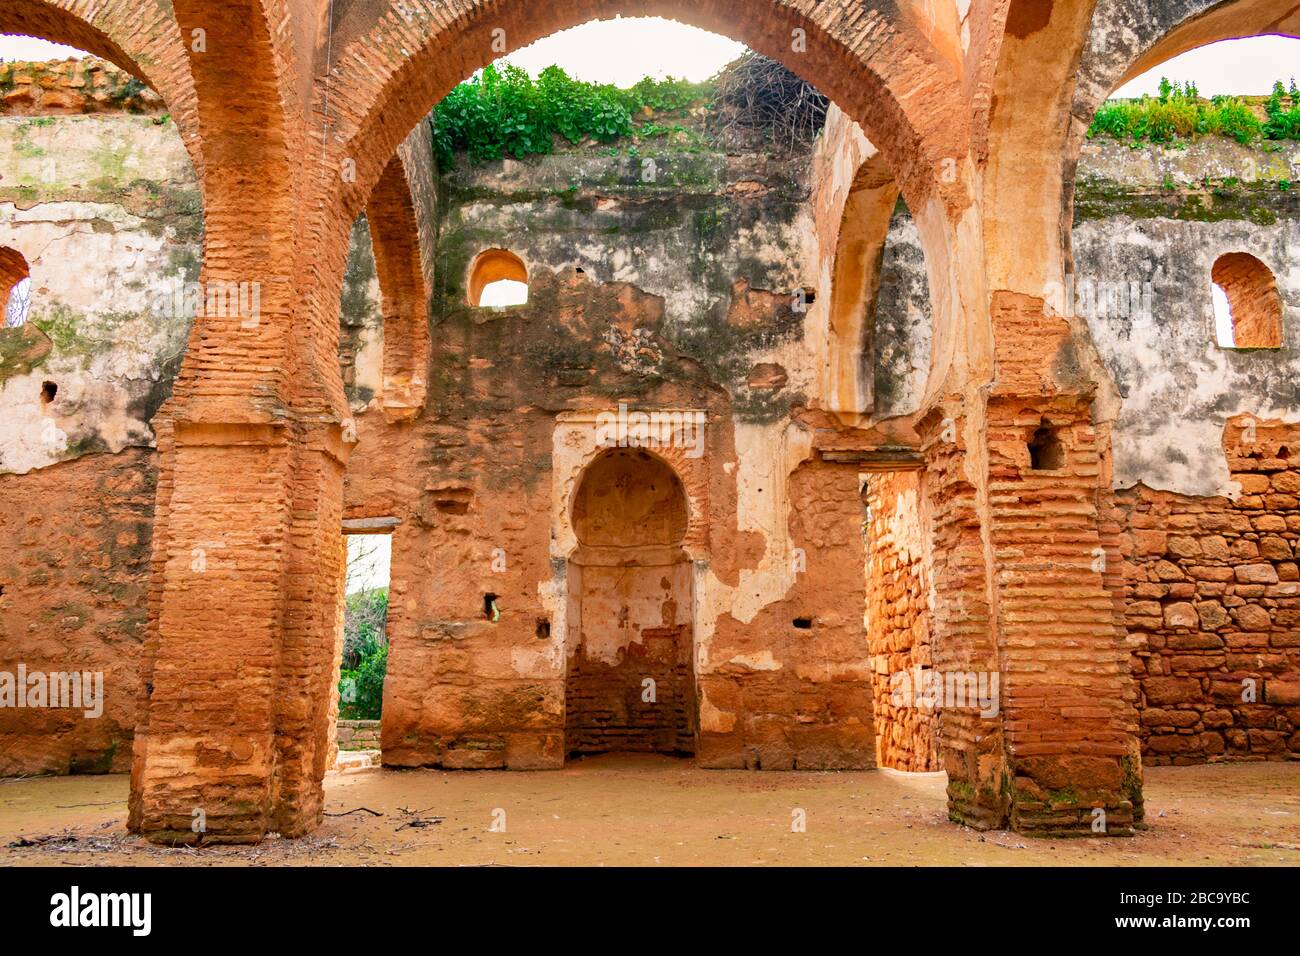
[1,247,32,328]
[468,249,528,308]
[1212,253,1283,349]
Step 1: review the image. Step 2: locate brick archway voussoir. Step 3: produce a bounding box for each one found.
[319,0,971,231]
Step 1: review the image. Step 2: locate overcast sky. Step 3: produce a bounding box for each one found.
[1,20,1295,96]
[346,534,391,595]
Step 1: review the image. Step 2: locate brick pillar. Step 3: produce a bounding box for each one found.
[271,423,350,834]
[122,0,360,842]
[916,288,1141,835]
[986,398,1139,834]
[919,393,1140,833]
[917,402,1008,826]
[128,420,347,843]
[125,241,354,842]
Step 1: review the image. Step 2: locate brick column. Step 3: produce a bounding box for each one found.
[925,288,1141,836]
[916,401,1008,827]
[128,420,348,843]
[986,397,1139,834]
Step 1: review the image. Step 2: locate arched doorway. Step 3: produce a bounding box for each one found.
[565,448,695,758]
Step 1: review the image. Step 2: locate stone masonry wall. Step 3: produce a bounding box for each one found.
[0,446,155,774]
[1119,415,1300,763]
[864,469,938,771]
[336,718,381,750]
[0,59,164,116]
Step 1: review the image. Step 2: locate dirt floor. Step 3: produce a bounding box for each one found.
[1,755,1297,866]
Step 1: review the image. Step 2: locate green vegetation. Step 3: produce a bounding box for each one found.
[337,588,388,720]
[1264,80,1300,139]
[1089,78,1300,146]
[431,63,708,167]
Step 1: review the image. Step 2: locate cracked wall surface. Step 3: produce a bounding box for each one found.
[2,39,1300,794]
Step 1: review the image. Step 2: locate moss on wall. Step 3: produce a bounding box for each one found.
[1074,176,1297,225]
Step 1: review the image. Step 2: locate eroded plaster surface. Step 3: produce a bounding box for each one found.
[1077,216,1300,496]
[0,114,197,474]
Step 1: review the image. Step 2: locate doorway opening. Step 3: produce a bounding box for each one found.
[565,448,696,758]
[335,531,392,758]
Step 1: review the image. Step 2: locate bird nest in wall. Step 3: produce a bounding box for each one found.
[710,52,829,153]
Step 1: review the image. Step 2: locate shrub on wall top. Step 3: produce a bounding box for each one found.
[430,63,709,168]
[1089,77,1300,146]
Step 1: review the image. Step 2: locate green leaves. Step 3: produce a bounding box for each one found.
[1088,77,1300,147]
[338,645,386,721]
[1263,79,1300,140]
[338,587,387,720]
[431,63,708,168]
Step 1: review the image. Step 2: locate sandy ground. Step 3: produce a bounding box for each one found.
[1,755,1297,866]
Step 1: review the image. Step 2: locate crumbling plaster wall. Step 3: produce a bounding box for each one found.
[338,215,384,411]
[344,120,878,770]
[0,61,200,776]
[1074,139,1300,497]
[0,73,198,475]
[864,135,1300,499]
[0,446,155,774]
[435,139,818,421]
[851,127,1300,766]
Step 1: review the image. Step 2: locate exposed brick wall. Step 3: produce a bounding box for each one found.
[566,637,695,754]
[987,398,1138,834]
[864,470,939,771]
[1119,416,1300,764]
[1212,253,1283,349]
[0,447,155,775]
[917,406,1007,827]
[0,59,164,115]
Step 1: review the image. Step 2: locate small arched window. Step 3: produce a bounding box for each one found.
[1,247,31,328]
[468,248,528,308]
[1212,252,1283,349]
